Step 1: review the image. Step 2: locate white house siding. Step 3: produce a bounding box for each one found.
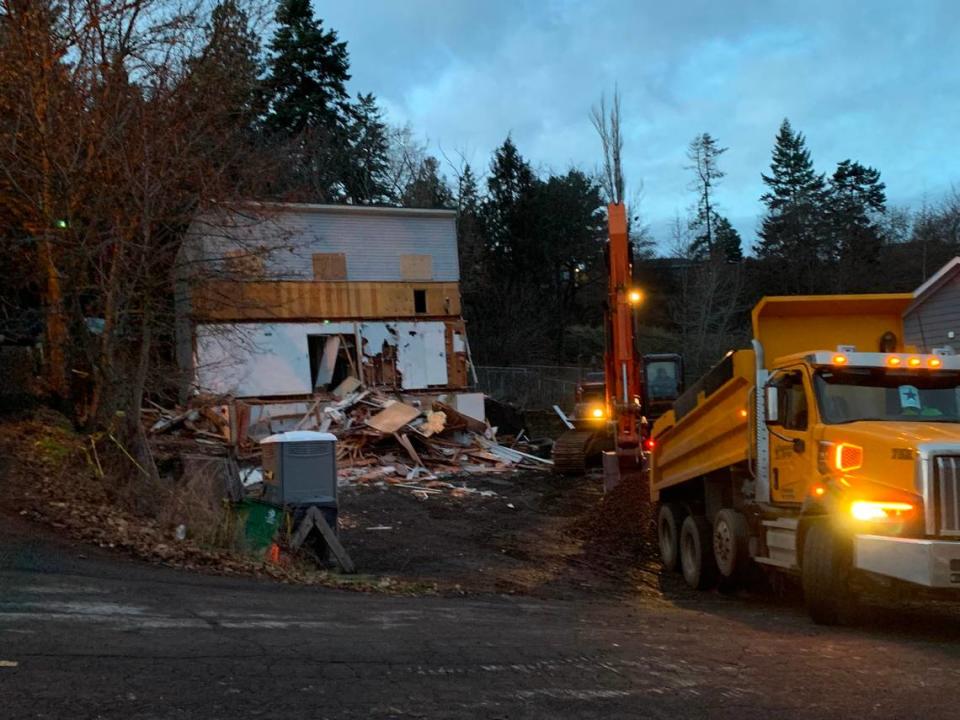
[189,204,459,282]
[195,320,451,397]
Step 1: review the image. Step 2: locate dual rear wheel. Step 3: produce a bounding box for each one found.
[657,503,749,590]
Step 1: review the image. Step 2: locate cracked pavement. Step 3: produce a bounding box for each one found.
[3,513,960,718]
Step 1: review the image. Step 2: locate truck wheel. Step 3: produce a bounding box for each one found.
[802,521,855,625]
[713,509,749,580]
[680,515,718,590]
[657,503,684,572]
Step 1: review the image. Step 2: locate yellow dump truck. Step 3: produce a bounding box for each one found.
[649,294,960,623]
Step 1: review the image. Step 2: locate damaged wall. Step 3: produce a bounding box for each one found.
[195,320,469,397]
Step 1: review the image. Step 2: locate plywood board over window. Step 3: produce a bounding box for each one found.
[224,249,265,277]
[400,254,433,281]
[312,253,347,280]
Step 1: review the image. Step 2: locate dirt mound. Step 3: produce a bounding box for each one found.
[570,472,662,590]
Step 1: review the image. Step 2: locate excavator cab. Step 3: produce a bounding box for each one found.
[641,354,684,423]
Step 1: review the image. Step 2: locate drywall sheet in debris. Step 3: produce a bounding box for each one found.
[195,322,355,397]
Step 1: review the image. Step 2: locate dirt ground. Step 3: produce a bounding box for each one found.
[0,410,665,599]
[338,468,665,599]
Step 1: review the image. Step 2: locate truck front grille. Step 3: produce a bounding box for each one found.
[934,455,960,536]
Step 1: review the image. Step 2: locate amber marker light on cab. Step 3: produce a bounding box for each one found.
[929,357,943,368]
[851,500,914,522]
[832,354,848,365]
[834,442,863,472]
[908,357,922,367]
[887,356,902,367]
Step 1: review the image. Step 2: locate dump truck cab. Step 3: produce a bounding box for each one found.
[649,294,960,623]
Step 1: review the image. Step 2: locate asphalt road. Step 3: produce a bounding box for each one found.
[3,515,960,719]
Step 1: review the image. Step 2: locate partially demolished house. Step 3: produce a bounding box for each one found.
[175,203,474,400]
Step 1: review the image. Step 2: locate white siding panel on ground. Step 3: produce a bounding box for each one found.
[190,206,459,282]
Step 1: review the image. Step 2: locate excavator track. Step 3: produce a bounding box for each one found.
[552,430,599,475]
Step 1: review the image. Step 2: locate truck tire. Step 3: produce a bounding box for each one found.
[657,503,684,572]
[680,515,718,590]
[802,521,855,625]
[713,509,749,580]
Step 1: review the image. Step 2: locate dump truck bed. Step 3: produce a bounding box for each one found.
[649,350,756,502]
[650,293,913,503]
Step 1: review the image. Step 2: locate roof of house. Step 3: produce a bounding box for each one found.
[907,256,960,314]
[235,201,457,219]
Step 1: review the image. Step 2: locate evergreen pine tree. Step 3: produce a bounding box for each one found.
[713,216,743,262]
[346,92,391,204]
[401,156,453,209]
[483,136,537,266]
[755,119,828,292]
[826,159,886,291]
[191,0,263,127]
[686,132,727,258]
[262,0,351,136]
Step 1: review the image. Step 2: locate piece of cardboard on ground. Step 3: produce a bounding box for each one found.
[332,376,361,399]
[366,401,421,434]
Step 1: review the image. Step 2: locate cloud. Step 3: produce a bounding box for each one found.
[318,0,960,251]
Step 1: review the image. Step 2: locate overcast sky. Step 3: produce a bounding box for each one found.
[318,0,959,253]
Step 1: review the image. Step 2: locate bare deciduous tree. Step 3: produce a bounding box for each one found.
[0,0,275,483]
[590,88,624,205]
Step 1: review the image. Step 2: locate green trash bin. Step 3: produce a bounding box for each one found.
[234,500,283,553]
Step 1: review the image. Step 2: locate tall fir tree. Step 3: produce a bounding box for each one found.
[346,92,391,204]
[686,133,725,257]
[401,156,453,209]
[713,216,743,262]
[262,0,351,136]
[191,0,263,126]
[482,136,537,266]
[685,132,741,261]
[826,159,886,291]
[262,0,355,200]
[755,119,828,292]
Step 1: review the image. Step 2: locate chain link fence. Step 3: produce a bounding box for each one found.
[474,365,598,411]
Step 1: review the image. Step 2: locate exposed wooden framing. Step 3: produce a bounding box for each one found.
[191,280,462,321]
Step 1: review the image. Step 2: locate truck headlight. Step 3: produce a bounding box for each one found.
[850,500,914,522]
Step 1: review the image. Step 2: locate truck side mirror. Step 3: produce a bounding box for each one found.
[765,385,781,426]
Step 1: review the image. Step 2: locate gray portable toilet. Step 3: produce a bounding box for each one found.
[260,431,338,510]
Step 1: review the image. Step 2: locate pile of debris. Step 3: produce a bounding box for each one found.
[144,378,553,499]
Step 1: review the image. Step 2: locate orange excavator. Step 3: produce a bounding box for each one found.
[552,202,683,473]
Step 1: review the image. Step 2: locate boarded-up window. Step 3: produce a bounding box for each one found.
[400,254,433,281]
[312,253,347,280]
[224,249,264,277]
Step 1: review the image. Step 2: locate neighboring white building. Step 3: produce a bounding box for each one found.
[904,257,960,353]
[175,203,472,399]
